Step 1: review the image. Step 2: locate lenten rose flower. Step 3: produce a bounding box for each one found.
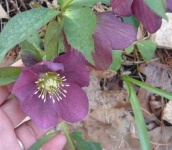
[12,50,89,129]
[92,12,136,69]
[63,12,136,70]
[111,0,172,33]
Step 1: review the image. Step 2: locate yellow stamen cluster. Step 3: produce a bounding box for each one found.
[34,72,69,103]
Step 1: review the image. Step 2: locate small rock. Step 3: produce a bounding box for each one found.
[150,13,172,49]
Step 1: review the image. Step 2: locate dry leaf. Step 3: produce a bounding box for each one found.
[137,63,171,122]
[83,107,141,150]
[84,70,127,108]
[139,63,172,92]
[149,127,172,150]
[149,95,165,118]
[162,101,172,124]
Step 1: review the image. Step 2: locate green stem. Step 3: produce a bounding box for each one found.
[61,122,75,150]
[61,0,73,11]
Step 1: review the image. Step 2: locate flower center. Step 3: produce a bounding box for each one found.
[34,72,69,103]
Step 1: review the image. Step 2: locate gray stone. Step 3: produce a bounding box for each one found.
[151,13,172,49]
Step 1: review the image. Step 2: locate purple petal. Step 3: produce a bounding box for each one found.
[12,66,59,128]
[12,69,38,103]
[131,0,162,33]
[93,12,136,69]
[167,0,172,12]
[111,0,133,16]
[21,94,59,129]
[54,51,90,87]
[93,39,112,70]
[25,61,64,75]
[43,61,64,72]
[21,51,40,67]
[53,83,88,123]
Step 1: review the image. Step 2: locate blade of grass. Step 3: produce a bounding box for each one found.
[123,79,151,150]
[123,75,172,100]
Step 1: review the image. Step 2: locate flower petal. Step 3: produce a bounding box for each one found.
[54,51,90,87]
[131,0,162,33]
[111,0,133,16]
[12,69,38,103]
[93,38,112,70]
[44,61,64,72]
[21,94,59,129]
[93,12,136,69]
[30,61,64,74]
[167,0,172,12]
[53,83,88,123]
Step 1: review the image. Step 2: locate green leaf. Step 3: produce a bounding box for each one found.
[68,0,99,8]
[67,0,110,9]
[123,77,151,150]
[44,20,62,60]
[109,51,122,71]
[99,0,110,5]
[123,75,172,100]
[29,132,58,150]
[63,8,96,64]
[122,16,140,31]
[58,0,66,6]
[144,0,168,20]
[125,45,134,54]
[0,7,59,63]
[58,34,65,55]
[26,33,42,51]
[137,40,156,63]
[21,33,42,53]
[0,67,21,86]
[71,131,102,150]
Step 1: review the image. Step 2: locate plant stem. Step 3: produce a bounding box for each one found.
[61,0,73,11]
[61,122,75,150]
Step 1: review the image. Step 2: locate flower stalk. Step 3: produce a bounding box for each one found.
[61,122,75,150]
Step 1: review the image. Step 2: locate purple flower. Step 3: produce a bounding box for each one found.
[167,0,172,12]
[12,51,90,129]
[111,0,172,33]
[63,12,136,70]
[92,12,136,69]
